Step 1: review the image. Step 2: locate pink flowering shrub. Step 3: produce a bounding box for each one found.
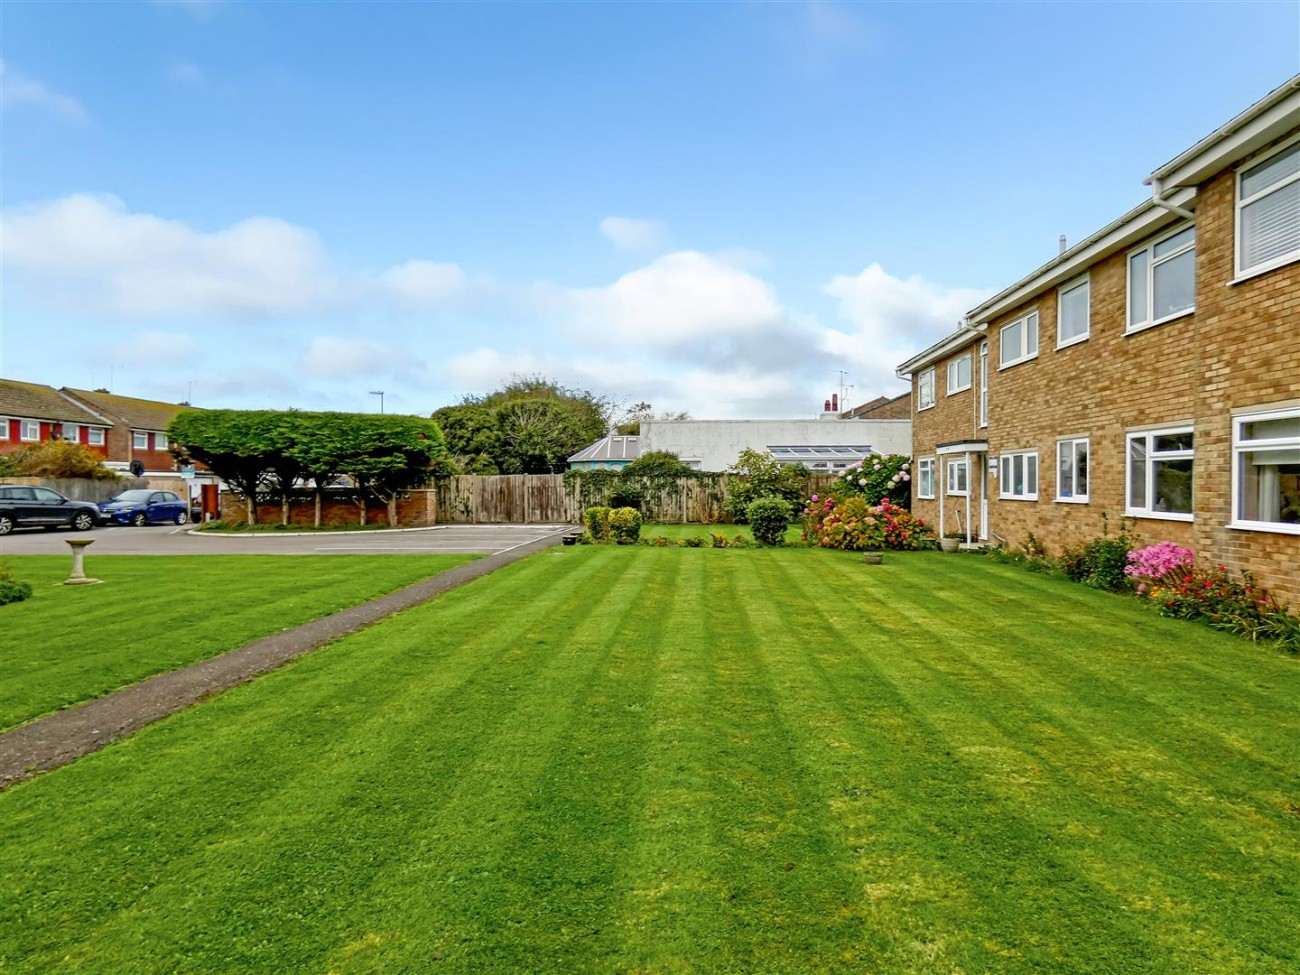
[834,454,913,510]
[1125,542,1195,588]
[810,497,934,551]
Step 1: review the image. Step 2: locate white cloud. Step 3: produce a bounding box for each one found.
[1,194,484,321]
[560,250,783,345]
[820,263,991,392]
[0,194,341,318]
[0,61,87,123]
[299,337,421,379]
[379,260,468,304]
[168,62,205,85]
[599,216,667,251]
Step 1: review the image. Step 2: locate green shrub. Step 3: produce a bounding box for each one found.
[747,497,792,547]
[608,507,643,545]
[723,449,808,523]
[607,484,646,511]
[1060,517,1140,592]
[583,506,613,542]
[680,536,704,548]
[0,562,32,606]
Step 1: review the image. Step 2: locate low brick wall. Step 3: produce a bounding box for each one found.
[216,490,437,528]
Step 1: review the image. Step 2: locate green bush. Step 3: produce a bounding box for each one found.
[0,562,32,606]
[607,484,646,511]
[583,506,613,542]
[608,507,643,545]
[1060,517,1140,592]
[747,497,792,547]
[723,449,808,523]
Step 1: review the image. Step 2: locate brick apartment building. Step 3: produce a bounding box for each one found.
[896,75,1300,603]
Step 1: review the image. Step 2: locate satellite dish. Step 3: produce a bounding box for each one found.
[129,460,145,477]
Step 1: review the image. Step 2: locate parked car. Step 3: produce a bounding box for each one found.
[99,489,190,526]
[0,485,101,535]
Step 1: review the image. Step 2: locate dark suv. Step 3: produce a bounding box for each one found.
[0,485,102,535]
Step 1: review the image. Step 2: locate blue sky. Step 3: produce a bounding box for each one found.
[2,1,1298,419]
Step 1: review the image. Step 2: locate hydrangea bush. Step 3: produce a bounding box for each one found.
[834,454,913,509]
[806,497,934,551]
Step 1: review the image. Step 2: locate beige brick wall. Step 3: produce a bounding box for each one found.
[910,340,986,538]
[910,146,1300,604]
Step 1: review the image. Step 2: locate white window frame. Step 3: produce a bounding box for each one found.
[999,311,1039,369]
[1236,135,1300,280]
[62,423,80,444]
[978,341,988,428]
[998,450,1038,501]
[1056,275,1090,349]
[916,457,936,499]
[1126,425,1194,522]
[87,426,105,446]
[1127,224,1196,334]
[1230,406,1300,535]
[0,417,8,440]
[1056,437,1090,503]
[20,419,40,442]
[133,430,149,450]
[946,354,972,395]
[917,367,936,411]
[946,458,969,497]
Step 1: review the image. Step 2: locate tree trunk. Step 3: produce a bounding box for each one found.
[355,498,366,526]
[314,489,323,529]
[246,494,257,525]
[387,495,398,527]
[282,495,290,526]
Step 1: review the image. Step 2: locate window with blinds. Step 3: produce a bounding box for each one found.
[1238,138,1300,277]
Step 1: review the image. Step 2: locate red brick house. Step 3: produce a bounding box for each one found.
[60,388,197,475]
[897,75,1300,603]
[0,379,111,458]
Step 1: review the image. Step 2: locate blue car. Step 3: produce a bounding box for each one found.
[99,489,190,526]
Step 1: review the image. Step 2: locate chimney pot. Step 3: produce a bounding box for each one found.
[1058,234,1068,255]
[832,393,839,411]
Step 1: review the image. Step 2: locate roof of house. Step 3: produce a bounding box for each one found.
[568,435,641,464]
[840,393,911,420]
[61,388,196,432]
[0,379,109,425]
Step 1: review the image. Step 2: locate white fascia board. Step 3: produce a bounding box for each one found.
[963,189,1195,328]
[1146,76,1300,190]
[895,327,984,378]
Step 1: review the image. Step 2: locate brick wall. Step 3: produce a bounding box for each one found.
[910,339,985,538]
[911,151,1300,604]
[216,490,439,528]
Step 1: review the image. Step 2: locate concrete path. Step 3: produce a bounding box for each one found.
[0,527,573,789]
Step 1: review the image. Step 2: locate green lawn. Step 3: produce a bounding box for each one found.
[1,548,1298,974]
[0,555,475,730]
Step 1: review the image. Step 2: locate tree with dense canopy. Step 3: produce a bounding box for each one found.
[169,410,448,526]
[433,374,611,474]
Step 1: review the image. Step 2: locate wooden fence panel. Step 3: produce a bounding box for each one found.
[429,472,840,525]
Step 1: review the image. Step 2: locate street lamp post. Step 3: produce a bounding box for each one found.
[370,390,385,414]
